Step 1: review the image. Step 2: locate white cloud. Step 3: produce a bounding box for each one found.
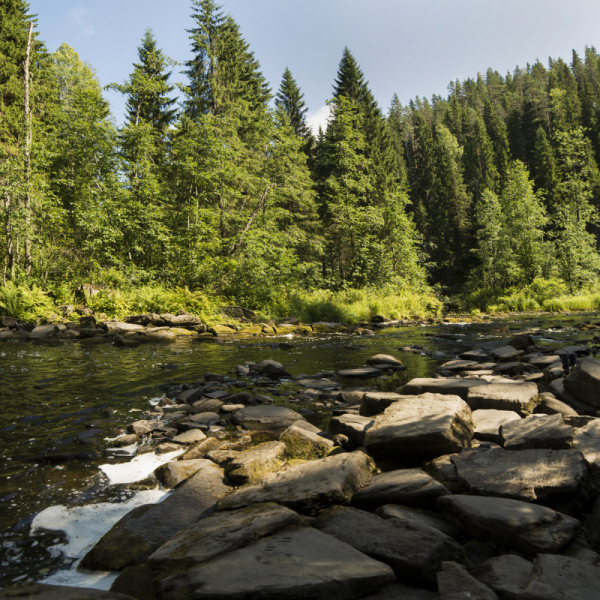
[68,7,95,37]
[307,104,331,134]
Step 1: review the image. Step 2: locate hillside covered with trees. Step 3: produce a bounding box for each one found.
[3,0,600,317]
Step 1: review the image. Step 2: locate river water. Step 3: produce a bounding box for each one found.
[0,312,598,588]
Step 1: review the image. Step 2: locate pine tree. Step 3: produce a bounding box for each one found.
[122,29,177,131]
[332,47,367,104]
[275,68,310,138]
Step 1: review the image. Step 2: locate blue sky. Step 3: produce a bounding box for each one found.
[30,0,600,131]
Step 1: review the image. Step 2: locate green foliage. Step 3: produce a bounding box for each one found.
[0,282,53,321]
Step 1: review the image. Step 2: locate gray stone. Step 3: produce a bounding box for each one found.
[366,354,403,366]
[103,320,144,333]
[359,584,439,600]
[490,346,520,362]
[81,460,229,570]
[204,390,229,400]
[376,504,461,540]
[352,469,449,511]
[176,387,203,404]
[217,451,373,515]
[160,313,203,327]
[440,360,481,371]
[0,584,135,599]
[551,378,600,416]
[466,383,539,416]
[565,358,600,408]
[399,377,489,400]
[296,378,339,390]
[225,441,286,484]
[473,409,521,444]
[364,393,474,463]
[338,367,382,378]
[573,419,600,472]
[470,555,534,600]
[188,412,220,426]
[251,359,290,377]
[529,354,561,368]
[438,495,579,555]
[172,429,207,444]
[437,561,498,600]
[192,398,224,413]
[154,459,206,489]
[492,362,525,376]
[424,454,466,494]
[329,413,374,447]
[159,527,394,600]
[29,324,58,340]
[232,405,304,433]
[535,395,578,417]
[148,502,300,571]
[500,414,573,450]
[110,564,157,600]
[451,447,587,501]
[518,554,600,600]
[460,350,492,363]
[360,392,404,417]
[155,442,182,454]
[180,436,221,460]
[316,507,467,587]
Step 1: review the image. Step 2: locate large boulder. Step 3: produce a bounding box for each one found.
[366,354,403,367]
[360,392,404,417]
[231,405,304,433]
[565,357,600,408]
[81,460,230,570]
[489,346,520,362]
[329,413,374,447]
[399,378,488,400]
[352,469,449,511]
[573,419,600,472]
[376,504,462,540]
[153,459,207,489]
[466,382,539,416]
[500,414,573,450]
[437,495,580,555]
[363,393,474,464]
[517,554,600,600]
[280,425,334,459]
[148,503,300,572]
[316,506,467,588]
[159,527,394,600]
[29,324,58,340]
[451,447,587,501]
[469,555,534,600]
[0,584,135,599]
[217,451,374,515]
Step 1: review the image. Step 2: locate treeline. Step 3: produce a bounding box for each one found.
[2,0,600,311]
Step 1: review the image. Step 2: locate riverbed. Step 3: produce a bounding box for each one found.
[0,311,598,588]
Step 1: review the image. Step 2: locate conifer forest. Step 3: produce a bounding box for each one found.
[4,0,600,318]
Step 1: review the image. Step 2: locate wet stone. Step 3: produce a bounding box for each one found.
[338,367,382,378]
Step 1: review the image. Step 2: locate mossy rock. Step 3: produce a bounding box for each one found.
[311,322,348,333]
[209,325,237,336]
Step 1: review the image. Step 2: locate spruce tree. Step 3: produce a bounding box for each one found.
[275,68,309,138]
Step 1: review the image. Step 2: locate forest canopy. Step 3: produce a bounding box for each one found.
[2,0,600,315]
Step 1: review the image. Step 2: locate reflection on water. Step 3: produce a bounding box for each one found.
[0,310,598,586]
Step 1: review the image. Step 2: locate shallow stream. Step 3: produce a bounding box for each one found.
[1,311,598,588]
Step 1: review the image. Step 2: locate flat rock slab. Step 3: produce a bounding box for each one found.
[473,409,521,444]
[232,405,304,433]
[451,447,587,501]
[160,527,395,600]
[352,469,449,511]
[466,382,539,416]
[81,460,230,570]
[148,502,300,572]
[225,441,286,484]
[470,555,534,600]
[172,429,207,444]
[189,412,220,426]
[217,451,373,515]
[565,357,600,408]
[437,561,498,600]
[501,414,573,450]
[0,584,135,599]
[518,554,600,600]
[459,349,492,363]
[529,354,561,368]
[437,495,580,555]
[360,392,404,417]
[329,413,374,447]
[338,367,382,378]
[574,419,600,472]
[399,378,489,400]
[376,504,461,540]
[316,506,467,587]
[363,393,474,463]
[296,378,339,390]
[440,360,481,371]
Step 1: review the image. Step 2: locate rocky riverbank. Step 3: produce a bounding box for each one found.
[5,327,600,598]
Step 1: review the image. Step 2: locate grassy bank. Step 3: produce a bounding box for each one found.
[0,281,443,325]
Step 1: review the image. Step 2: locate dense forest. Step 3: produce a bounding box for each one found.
[2,0,600,317]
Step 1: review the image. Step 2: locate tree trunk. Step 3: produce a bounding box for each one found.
[24,22,34,275]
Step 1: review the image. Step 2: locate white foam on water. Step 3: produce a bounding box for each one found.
[99,449,183,485]
[31,489,168,590]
